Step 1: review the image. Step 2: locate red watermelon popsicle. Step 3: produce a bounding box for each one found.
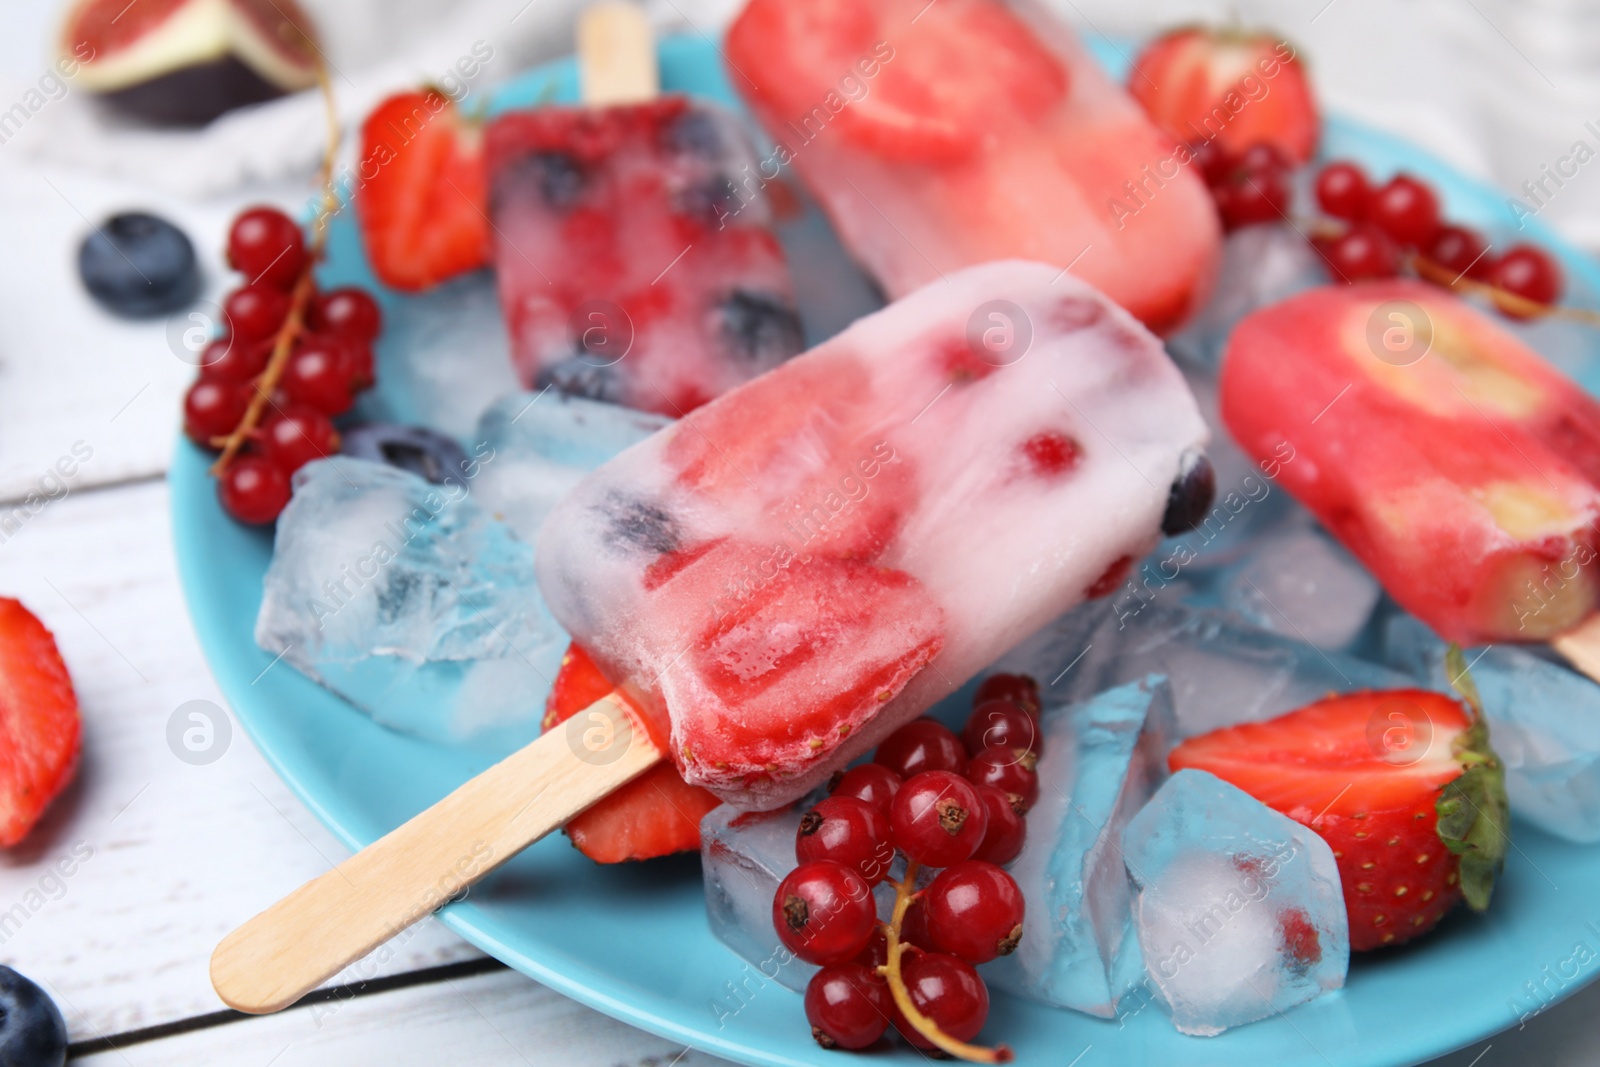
[1221,280,1600,660]
[724,0,1222,334]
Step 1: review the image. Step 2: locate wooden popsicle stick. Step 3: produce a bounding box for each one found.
[1553,614,1600,683]
[211,691,664,1014]
[578,1,659,106]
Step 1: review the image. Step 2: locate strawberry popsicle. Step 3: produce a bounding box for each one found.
[724,0,1222,334]
[1221,280,1600,646]
[536,260,1212,809]
[487,96,804,417]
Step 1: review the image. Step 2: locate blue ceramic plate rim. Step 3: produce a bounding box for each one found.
[172,31,1600,1067]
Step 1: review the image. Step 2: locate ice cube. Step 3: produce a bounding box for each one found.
[1384,616,1600,842]
[1219,517,1382,651]
[356,271,520,442]
[701,803,819,995]
[472,391,673,543]
[1167,225,1326,372]
[255,457,565,750]
[989,674,1176,1017]
[1000,599,1408,738]
[1122,768,1349,1037]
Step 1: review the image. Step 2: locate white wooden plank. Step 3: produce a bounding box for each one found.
[0,479,481,1042]
[73,967,736,1067]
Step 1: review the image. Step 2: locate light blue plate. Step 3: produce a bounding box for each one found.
[172,32,1600,1067]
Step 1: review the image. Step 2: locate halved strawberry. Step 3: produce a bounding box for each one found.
[1129,27,1319,164]
[356,90,489,291]
[1170,663,1508,951]
[542,643,721,864]
[0,599,81,847]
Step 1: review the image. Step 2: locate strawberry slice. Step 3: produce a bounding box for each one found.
[1129,27,1319,164]
[542,643,721,864]
[356,90,489,291]
[0,599,81,847]
[1170,666,1508,951]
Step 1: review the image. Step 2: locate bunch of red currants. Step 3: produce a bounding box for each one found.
[183,207,383,525]
[1312,160,1562,315]
[771,673,1043,1057]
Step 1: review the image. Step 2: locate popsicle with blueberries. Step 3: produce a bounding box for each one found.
[487,2,803,416]
[213,259,1213,1011]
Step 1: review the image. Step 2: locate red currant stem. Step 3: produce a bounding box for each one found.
[210,59,343,476]
[882,860,1012,1065]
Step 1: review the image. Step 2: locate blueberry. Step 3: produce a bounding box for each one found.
[717,290,804,364]
[601,492,680,555]
[535,357,626,405]
[663,109,724,159]
[0,967,66,1067]
[677,176,742,227]
[78,212,198,318]
[1161,449,1216,536]
[495,152,586,213]
[342,424,469,486]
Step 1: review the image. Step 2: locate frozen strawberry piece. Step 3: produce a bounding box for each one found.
[1221,280,1600,644]
[725,0,1221,334]
[1130,28,1319,164]
[486,97,802,417]
[0,599,81,847]
[356,91,489,291]
[542,643,719,863]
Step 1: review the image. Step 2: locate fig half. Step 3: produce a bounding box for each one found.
[60,0,321,126]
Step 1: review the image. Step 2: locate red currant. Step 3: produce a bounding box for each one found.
[921,861,1025,964]
[772,861,876,966]
[1313,161,1369,221]
[961,700,1037,758]
[1424,224,1492,281]
[967,748,1039,812]
[338,339,376,392]
[199,336,272,383]
[875,719,967,780]
[218,455,292,524]
[228,207,306,290]
[1213,167,1291,230]
[311,287,383,343]
[805,963,891,1050]
[259,408,340,476]
[1187,139,1230,186]
[184,379,250,445]
[854,927,890,970]
[889,771,987,868]
[1366,173,1440,248]
[1490,244,1563,317]
[901,899,933,949]
[892,952,990,1049]
[1318,223,1401,282]
[224,284,291,343]
[796,796,895,885]
[974,673,1040,718]
[830,763,902,818]
[971,784,1027,866]
[283,338,355,416]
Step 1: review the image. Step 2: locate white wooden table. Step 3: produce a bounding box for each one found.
[3,3,1600,1065]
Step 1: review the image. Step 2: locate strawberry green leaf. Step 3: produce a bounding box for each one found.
[1437,645,1510,911]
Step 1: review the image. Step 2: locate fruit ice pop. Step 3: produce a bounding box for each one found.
[486,96,805,417]
[1221,280,1600,646]
[724,0,1222,334]
[536,260,1211,809]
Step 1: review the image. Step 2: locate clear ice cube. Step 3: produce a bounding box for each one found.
[1219,517,1382,651]
[255,457,565,750]
[1384,616,1600,842]
[1167,225,1327,372]
[472,391,673,543]
[356,271,520,442]
[1122,768,1349,1037]
[1000,599,1409,738]
[989,674,1176,1017]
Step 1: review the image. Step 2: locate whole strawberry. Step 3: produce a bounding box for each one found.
[1170,654,1508,950]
